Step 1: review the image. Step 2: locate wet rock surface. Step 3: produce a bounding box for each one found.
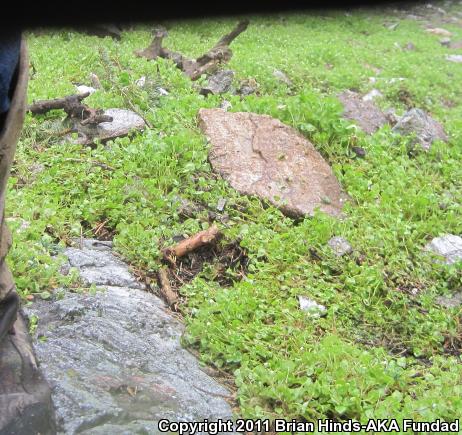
[338,90,388,134]
[63,241,144,289]
[198,108,347,218]
[25,239,233,434]
[392,108,447,150]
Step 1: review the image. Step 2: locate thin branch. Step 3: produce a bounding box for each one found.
[135,21,249,81]
[27,92,90,115]
[161,224,220,261]
[157,267,179,309]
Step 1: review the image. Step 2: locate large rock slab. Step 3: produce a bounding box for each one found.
[338,90,388,134]
[25,240,233,434]
[198,109,347,218]
[392,108,447,150]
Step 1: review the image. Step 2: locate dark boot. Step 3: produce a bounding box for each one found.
[0,37,56,435]
[0,315,56,435]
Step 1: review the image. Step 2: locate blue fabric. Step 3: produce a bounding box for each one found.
[0,33,21,114]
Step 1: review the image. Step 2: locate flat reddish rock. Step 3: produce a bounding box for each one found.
[198,108,347,218]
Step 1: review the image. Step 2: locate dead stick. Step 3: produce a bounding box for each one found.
[27,92,90,114]
[213,20,249,49]
[94,220,109,235]
[162,224,220,260]
[157,267,179,309]
[135,27,168,59]
[135,21,248,81]
[194,20,248,68]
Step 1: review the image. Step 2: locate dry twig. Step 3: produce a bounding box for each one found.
[157,267,179,309]
[161,224,220,262]
[135,21,249,80]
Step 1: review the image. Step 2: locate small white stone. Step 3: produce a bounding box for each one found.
[216,198,227,211]
[72,108,147,145]
[447,54,462,63]
[328,236,353,257]
[298,296,326,316]
[157,87,169,96]
[135,76,146,87]
[363,89,383,102]
[388,78,406,84]
[76,85,97,95]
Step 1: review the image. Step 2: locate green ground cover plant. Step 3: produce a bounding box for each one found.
[9,3,462,428]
